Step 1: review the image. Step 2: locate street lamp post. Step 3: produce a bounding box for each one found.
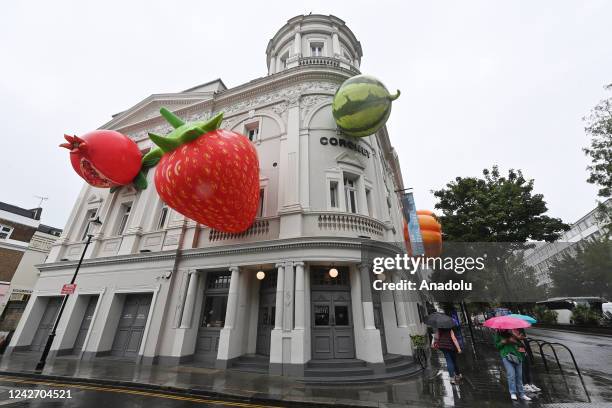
[35,216,102,372]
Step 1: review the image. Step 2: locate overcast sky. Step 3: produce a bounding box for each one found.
[1,1,610,229]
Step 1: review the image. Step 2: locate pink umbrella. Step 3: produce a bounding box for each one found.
[483,316,531,329]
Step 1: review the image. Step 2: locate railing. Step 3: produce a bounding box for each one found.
[298,56,360,74]
[304,212,386,238]
[196,217,280,247]
[526,337,591,402]
[209,219,271,242]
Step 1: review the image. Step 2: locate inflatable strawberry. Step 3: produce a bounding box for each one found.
[147,108,260,233]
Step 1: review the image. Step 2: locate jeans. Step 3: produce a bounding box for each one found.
[442,350,460,377]
[502,357,525,396]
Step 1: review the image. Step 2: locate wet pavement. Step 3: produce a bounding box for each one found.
[0,337,611,407]
[526,328,612,378]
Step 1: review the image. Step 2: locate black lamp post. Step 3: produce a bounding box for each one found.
[35,216,102,372]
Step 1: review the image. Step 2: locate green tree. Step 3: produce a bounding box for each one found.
[549,238,612,299]
[584,85,612,236]
[434,166,568,243]
[432,166,569,301]
[584,84,612,199]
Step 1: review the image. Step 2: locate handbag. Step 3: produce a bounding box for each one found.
[505,353,520,365]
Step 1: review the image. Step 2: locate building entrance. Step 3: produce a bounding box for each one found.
[110,294,152,358]
[310,266,355,360]
[256,270,276,356]
[73,295,98,353]
[195,271,230,362]
[30,297,61,352]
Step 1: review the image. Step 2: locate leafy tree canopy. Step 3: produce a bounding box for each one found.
[433,166,569,244]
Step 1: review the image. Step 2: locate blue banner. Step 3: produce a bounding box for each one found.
[400,191,425,256]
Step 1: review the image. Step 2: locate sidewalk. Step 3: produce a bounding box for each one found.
[0,344,610,407]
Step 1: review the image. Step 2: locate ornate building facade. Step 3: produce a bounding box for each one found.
[8,15,426,379]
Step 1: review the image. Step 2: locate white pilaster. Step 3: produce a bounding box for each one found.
[180,270,199,328]
[273,263,285,330]
[294,262,305,330]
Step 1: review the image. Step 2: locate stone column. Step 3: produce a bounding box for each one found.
[274,263,285,330]
[269,55,276,75]
[224,266,240,329]
[393,272,409,328]
[358,263,376,329]
[294,262,305,330]
[293,28,302,57]
[180,270,199,328]
[331,28,340,57]
[283,262,295,331]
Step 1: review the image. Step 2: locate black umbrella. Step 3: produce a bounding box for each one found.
[424,312,456,329]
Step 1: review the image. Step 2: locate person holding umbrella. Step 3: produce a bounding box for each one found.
[485,316,532,401]
[425,312,463,384]
[509,314,541,393]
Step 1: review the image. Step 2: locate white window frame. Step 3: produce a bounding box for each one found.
[0,224,13,240]
[157,202,169,230]
[343,174,359,214]
[329,181,339,209]
[244,120,261,143]
[79,208,99,241]
[310,41,324,57]
[257,188,265,218]
[115,202,133,236]
[365,187,373,217]
[279,50,290,70]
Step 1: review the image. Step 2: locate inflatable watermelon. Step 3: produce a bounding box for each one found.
[332,75,400,137]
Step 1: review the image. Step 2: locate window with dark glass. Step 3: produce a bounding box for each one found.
[334,305,349,325]
[206,272,231,290]
[310,266,350,286]
[201,296,227,328]
[314,304,330,326]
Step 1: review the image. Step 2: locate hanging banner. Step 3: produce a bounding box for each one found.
[400,191,425,256]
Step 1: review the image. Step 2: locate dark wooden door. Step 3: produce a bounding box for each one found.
[30,297,62,352]
[73,296,98,353]
[311,291,355,359]
[256,293,275,356]
[111,294,152,358]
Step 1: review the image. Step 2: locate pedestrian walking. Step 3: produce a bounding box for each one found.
[495,329,532,401]
[433,327,463,384]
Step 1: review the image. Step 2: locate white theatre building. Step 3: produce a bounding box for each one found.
[8,14,427,379]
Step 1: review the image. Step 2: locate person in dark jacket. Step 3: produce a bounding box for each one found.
[435,328,462,384]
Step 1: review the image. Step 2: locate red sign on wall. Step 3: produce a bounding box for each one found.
[61,284,76,295]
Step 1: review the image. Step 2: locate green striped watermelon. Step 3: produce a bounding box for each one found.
[332,75,400,137]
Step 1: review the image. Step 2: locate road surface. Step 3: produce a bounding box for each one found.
[0,376,282,408]
[526,327,612,377]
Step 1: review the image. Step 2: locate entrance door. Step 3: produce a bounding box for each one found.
[30,297,62,352]
[110,294,152,358]
[73,296,98,353]
[195,271,230,363]
[255,270,277,356]
[311,291,355,359]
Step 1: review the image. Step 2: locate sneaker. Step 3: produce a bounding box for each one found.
[511,394,518,401]
[523,384,534,392]
[520,395,532,401]
[530,384,542,392]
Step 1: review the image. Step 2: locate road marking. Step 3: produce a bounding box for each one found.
[0,376,278,408]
